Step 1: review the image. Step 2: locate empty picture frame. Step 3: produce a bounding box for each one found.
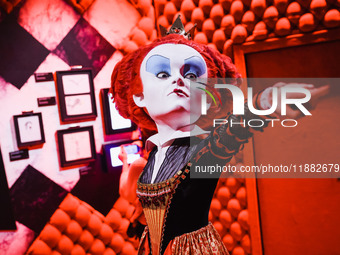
[55,69,97,123]
[57,126,96,168]
[13,112,45,148]
[100,88,136,135]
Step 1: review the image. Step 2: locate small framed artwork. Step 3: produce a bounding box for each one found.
[55,69,97,123]
[57,126,96,168]
[13,112,45,148]
[100,88,136,135]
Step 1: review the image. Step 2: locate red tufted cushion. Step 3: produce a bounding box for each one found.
[70,244,86,255]
[50,209,71,232]
[77,229,94,251]
[65,220,83,242]
[39,224,62,248]
[89,239,106,255]
[110,233,125,253]
[105,209,123,231]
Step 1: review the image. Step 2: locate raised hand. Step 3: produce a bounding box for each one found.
[118,145,128,164]
[263,83,330,119]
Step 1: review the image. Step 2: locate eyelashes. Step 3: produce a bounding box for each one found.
[145,55,207,79]
[145,54,207,80]
[156,71,170,79]
[155,71,198,80]
[146,55,171,77]
[184,73,197,79]
[183,56,206,78]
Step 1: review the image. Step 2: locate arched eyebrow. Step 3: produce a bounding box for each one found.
[183,56,206,77]
[145,55,171,75]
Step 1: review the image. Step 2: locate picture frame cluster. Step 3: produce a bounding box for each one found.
[12,68,137,169]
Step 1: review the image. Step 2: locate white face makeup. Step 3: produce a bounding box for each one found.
[134,44,208,129]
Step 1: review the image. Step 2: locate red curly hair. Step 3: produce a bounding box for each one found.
[111,34,240,137]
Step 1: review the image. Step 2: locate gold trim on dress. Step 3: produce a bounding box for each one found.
[170,222,230,255]
[137,163,191,255]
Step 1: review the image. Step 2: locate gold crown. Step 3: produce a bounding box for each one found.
[159,15,196,40]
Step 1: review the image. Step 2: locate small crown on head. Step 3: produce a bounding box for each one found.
[159,15,197,40]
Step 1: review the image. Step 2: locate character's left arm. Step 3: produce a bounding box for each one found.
[208,97,270,160]
[207,83,330,159]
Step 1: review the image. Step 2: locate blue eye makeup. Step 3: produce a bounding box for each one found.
[182,56,206,78]
[145,55,171,77]
[145,54,206,79]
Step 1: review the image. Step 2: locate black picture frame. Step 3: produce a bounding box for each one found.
[57,126,96,168]
[100,88,136,135]
[13,112,45,148]
[55,69,97,123]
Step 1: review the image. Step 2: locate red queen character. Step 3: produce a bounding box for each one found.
[111,16,327,255]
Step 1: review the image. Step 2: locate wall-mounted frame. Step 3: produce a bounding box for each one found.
[233,28,340,255]
[13,112,45,148]
[57,126,96,168]
[100,88,136,135]
[55,69,97,123]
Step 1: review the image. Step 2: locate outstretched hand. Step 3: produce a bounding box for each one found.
[270,83,330,119]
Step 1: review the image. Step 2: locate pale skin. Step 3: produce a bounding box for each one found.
[133,44,209,144]
[118,140,144,203]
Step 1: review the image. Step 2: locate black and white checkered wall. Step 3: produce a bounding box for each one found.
[0,0,143,253]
